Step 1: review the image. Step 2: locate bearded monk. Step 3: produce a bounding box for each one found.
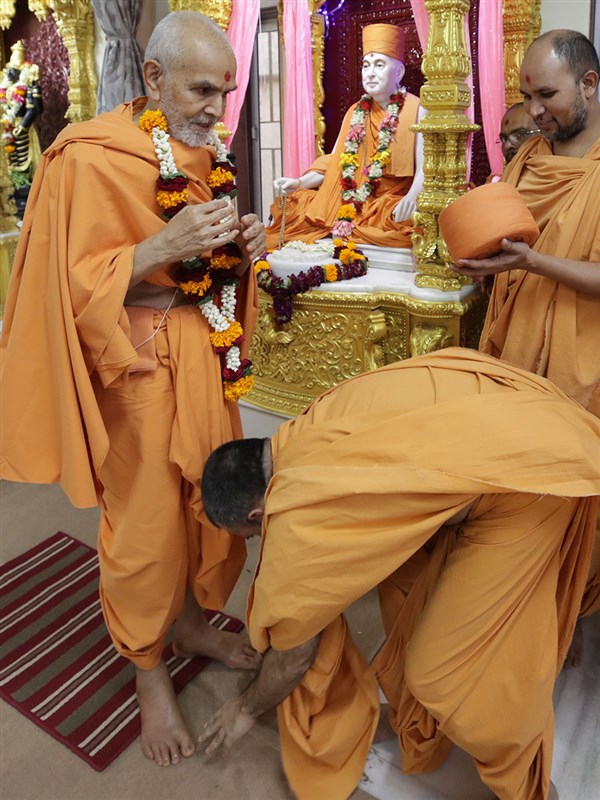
[1,11,266,767]
[453,29,600,620]
[265,23,425,249]
[198,349,600,800]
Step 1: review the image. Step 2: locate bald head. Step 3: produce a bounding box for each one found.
[145,11,234,75]
[528,30,599,82]
[499,102,540,162]
[142,11,237,148]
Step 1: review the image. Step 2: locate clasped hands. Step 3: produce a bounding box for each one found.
[161,198,266,270]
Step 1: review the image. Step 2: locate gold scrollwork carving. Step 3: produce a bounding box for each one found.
[168,0,232,30]
[409,322,453,357]
[248,287,485,416]
[503,0,541,108]
[364,310,387,371]
[309,0,326,156]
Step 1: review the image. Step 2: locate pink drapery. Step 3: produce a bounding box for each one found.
[478,0,505,176]
[409,0,474,181]
[282,0,316,176]
[223,0,260,147]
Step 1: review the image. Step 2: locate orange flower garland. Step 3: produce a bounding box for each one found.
[139,108,253,401]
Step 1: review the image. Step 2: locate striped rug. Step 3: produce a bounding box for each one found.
[0,531,244,771]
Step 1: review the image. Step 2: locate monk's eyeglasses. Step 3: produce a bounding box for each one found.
[498,128,541,145]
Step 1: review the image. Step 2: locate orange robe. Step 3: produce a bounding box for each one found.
[246,349,600,800]
[479,136,600,416]
[265,93,420,249]
[479,135,600,613]
[1,100,257,668]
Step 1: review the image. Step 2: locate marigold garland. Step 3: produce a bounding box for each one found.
[253,238,368,324]
[139,107,252,400]
[333,89,406,239]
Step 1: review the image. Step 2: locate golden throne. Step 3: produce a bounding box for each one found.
[245,0,541,417]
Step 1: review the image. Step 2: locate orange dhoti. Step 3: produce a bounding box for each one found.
[95,308,246,668]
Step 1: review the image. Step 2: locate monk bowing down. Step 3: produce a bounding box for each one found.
[199,349,600,800]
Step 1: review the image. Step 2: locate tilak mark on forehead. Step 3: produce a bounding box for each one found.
[525,74,531,84]
[225,70,231,82]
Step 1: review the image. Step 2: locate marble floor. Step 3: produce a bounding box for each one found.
[1,402,598,800]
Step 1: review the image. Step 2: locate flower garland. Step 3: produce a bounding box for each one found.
[254,239,367,324]
[332,88,406,239]
[139,109,253,402]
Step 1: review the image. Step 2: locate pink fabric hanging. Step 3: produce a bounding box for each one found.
[410,0,474,181]
[223,0,260,146]
[282,0,316,176]
[463,14,474,182]
[477,0,505,177]
[410,0,429,46]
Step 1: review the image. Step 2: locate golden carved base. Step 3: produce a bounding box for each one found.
[246,287,487,416]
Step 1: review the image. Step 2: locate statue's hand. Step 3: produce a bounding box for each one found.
[392,196,417,223]
[273,177,301,196]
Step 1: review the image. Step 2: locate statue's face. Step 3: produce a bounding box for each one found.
[361,52,404,104]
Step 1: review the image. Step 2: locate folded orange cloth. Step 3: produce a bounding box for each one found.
[438,182,540,263]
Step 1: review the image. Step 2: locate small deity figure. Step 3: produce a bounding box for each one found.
[266,23,425,250]
[0,40,43,218]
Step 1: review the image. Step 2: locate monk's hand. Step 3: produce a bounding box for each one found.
[451,238,538,277]
[392,195,417,223]
[235,214,266,273]
[199,698,256,756]
[160,198,239,262]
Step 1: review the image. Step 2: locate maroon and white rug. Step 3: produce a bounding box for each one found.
[0,531,243,770]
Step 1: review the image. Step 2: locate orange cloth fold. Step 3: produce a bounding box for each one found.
[1,99,258,662]
[438,182,540,263]
[1,98,257,508]
[479,135,600,415]
[247,349,600,800]
[265,93,420,248]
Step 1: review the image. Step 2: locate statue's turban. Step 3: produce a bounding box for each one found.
[362,23,405,61]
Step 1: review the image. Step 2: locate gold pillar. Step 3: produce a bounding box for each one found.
[29,0,97,123]
[168,0,233,30]
[411,0,479,292]
[309,0,326,156]
[503,0,542,108]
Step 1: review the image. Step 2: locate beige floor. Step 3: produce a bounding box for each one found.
[0,478,378,800]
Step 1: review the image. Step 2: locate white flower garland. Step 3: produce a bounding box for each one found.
[151,125,239,370]
[341,88,406,205]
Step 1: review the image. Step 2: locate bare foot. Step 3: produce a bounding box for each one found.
[549,781,559,800]
[563,620,583,669]
[137,661,195,766]
[173,590,261,670]
[373,703,396,743]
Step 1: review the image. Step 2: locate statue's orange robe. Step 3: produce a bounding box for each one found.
[246,349,600,800]
[480,135,600,613]
[0,100,257,667]
[265,93,419,248]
